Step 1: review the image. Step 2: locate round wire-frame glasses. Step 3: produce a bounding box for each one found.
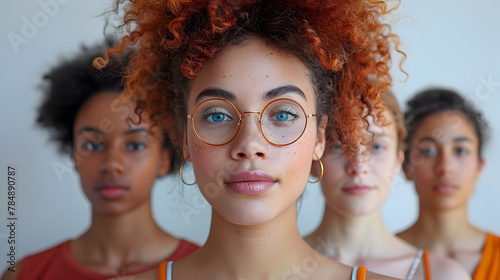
[187,98,317,146]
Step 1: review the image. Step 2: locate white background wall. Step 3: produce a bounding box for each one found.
[1,0,499,273]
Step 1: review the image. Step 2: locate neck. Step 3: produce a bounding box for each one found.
[307,205,393,264]
[75,199,174,264]
[198,204,329,278]
[411,203,481,249]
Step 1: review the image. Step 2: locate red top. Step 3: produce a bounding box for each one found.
[17,239,200,280]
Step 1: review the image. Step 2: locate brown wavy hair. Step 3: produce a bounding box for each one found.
[95,0,404,162]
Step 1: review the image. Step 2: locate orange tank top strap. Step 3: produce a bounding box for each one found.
[158,260,167,280]
[351,266,368,280]
[422,249,431,280]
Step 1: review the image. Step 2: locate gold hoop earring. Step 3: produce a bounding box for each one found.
[308,153,324,184]
[180,157,197,186]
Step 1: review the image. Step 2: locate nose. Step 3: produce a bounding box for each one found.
[344,153,369,176]
[435,149,454,177]
[97,144,125,175]
[230,112,268,160]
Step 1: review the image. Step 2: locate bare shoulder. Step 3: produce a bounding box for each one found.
[1,260,21,280]
[428,252,471,280]
[107,268,157,280]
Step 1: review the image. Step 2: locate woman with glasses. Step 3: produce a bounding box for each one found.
[305,91,470,280]
[398,89,498,280]
[97,0,403,279]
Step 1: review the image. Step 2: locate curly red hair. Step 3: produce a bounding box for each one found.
[95,0,404,160]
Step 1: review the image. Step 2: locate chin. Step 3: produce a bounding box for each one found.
[217,203,284,226]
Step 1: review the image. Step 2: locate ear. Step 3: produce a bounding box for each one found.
[392,150,405,178]
[157,148,172,177]
[314,114,328,159]
[477,157,486,175]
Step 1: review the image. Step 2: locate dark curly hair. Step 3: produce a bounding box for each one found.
[95,0,404,161]
[404,88,489,163]
[36,40,179,172]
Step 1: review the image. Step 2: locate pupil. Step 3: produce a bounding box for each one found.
[212,114,224,122]
[277,112,288,121]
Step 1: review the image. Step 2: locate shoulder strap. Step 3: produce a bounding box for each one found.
[422,250,431,280]
[166,261,174,280]
[158,261,167,280]
[351,266,359,280]
[351,266,368,280]
[407,249,424,280]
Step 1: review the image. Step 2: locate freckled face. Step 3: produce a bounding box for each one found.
[320,109,403,216]
[404,111,484,211]
[184,39,326,226]
[73,92,170,215]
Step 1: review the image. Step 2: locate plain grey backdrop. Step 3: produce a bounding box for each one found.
[1,0,499,273]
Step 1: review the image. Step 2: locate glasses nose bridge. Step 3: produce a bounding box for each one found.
[238,110,262,126]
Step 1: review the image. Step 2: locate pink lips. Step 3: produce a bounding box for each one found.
[341,185,373,195]
[96,185,130,200]
[225,170,277,195]
[434,183,458,194]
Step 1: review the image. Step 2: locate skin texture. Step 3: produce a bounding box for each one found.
[399,111,486,275]
[113,39,397,280]
[306,108,472,280]
[1,92,180,280]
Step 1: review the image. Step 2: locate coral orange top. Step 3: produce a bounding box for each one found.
[16,239,199,280]
[473,233,500,280]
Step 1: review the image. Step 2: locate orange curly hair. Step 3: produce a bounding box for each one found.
[95,0,404,161]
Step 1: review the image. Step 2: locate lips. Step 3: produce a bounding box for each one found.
[341,185,373,195]
[434,183,458,194]
[224,170,277,195]
[95,184,130,200]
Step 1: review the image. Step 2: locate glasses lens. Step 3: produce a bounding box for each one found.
[261,99,307,145]
[192,99,240,145]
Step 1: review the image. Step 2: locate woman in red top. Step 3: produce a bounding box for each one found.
[0,41,199,280]
[97,0,404,279]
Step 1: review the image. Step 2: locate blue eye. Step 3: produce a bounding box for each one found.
[419,148,436,157]
[127,142,145,151]
[210,113,230,123]
[332,143,341,151]
[456,147,469,156]
[372,144,385,151]
[83,142,104,151]
[276,112,290,121]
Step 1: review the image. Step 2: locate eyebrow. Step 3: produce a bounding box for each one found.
[196,88,235,102]
[124,127,149,135]
[77,127,102,136]
[417,136,473,144]
[76,127,149,136]
[264,85,307,100]
[195,85,307,102]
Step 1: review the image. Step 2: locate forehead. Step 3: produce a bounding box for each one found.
[74,92,153,133]
[188,39,314,106]
[412,111,478,143]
